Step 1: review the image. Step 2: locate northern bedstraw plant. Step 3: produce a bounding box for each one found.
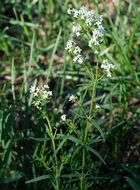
[30,85,60,190]
[30,6,117,190]
[65,6,116,189]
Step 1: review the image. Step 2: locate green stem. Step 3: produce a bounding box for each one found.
[85,65,95,82]
[97,74,105,81]
[45,115,59,190]
[42,134,47,155]
[81,59,99,190]
[89,79,97,118]
[66,121,83,145]
[76,101,88,119]
[85,59,98,141]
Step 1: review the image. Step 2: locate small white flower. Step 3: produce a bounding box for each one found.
[36,87,40,93]
[43,94,48,99]
[73,10,79,18]
[78,56,83,64]
[47,91,52,96]
[73,54,83,63]
[86,18,94,26]
[96,14,103,22]
[95,50,98,54]
[44,84,49,89]
[43,90,48,94]
[61,114,66,121]
[72,25,81,37]
[33,101,42,110]
[67,8,72,14]
[76,32,80,37]
[33,92,38,97]
[96,104,100,109]
[69,95,78,102]
[73,56,78,62]
[107,72,111,77]
[94,40,99,46]
[98,25,106,34]
[30,86,35,93]
[72,25,80,33]
[103,59,108,64]
[96,20,102,27]
[81,14,85,19]
[74,46,81,54]
[89,36,98,47]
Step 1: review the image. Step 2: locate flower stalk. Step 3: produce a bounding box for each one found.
[81,59,99,189]
[45,115,59,190]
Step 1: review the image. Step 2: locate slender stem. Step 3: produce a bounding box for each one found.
[89,80,97,119]
[85,65,95,82]
[89,59,98,118]
[97,74,105,81]
[90,111,97,120]
[66,121,83,145]
[81,59,99,190]
[42,134,47,155]
[76,101,88,119]
[45,115,59,190]
[84,60,98,142]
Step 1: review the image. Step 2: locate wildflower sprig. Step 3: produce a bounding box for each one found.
[101,59,117,77]
[30,84,52,110]
[30,84,59,190]
[66,6,106,56]
[65,6,117,189]
[66,6,117,78]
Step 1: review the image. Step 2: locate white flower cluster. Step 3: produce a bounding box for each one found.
[101,59,116,77]
[65,40,75,52]
[30,84,52,110]
[89,27,105,47]
[72,25,81,37]
[73,54,83,64]
[67,6,94,37]
[32,101,42,110]
[66,6,106,60]
[65,40,84,64]
[67,6,94,22]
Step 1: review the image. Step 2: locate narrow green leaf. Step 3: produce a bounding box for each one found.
[30,137,48,141]
[87,146,106,165]
[0,111,2,143]
[56,138,67,154]
[25,175,52,184]
[3,170,24,183]
[29,31,36,71]
[11,57,15,102]
[2,139,12,161]
[59,134,81,144]
[128,16,139,53]
[125,177,140,190]
[92,120,105,142]
[61,173,87,178]
[46,27,62,82]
